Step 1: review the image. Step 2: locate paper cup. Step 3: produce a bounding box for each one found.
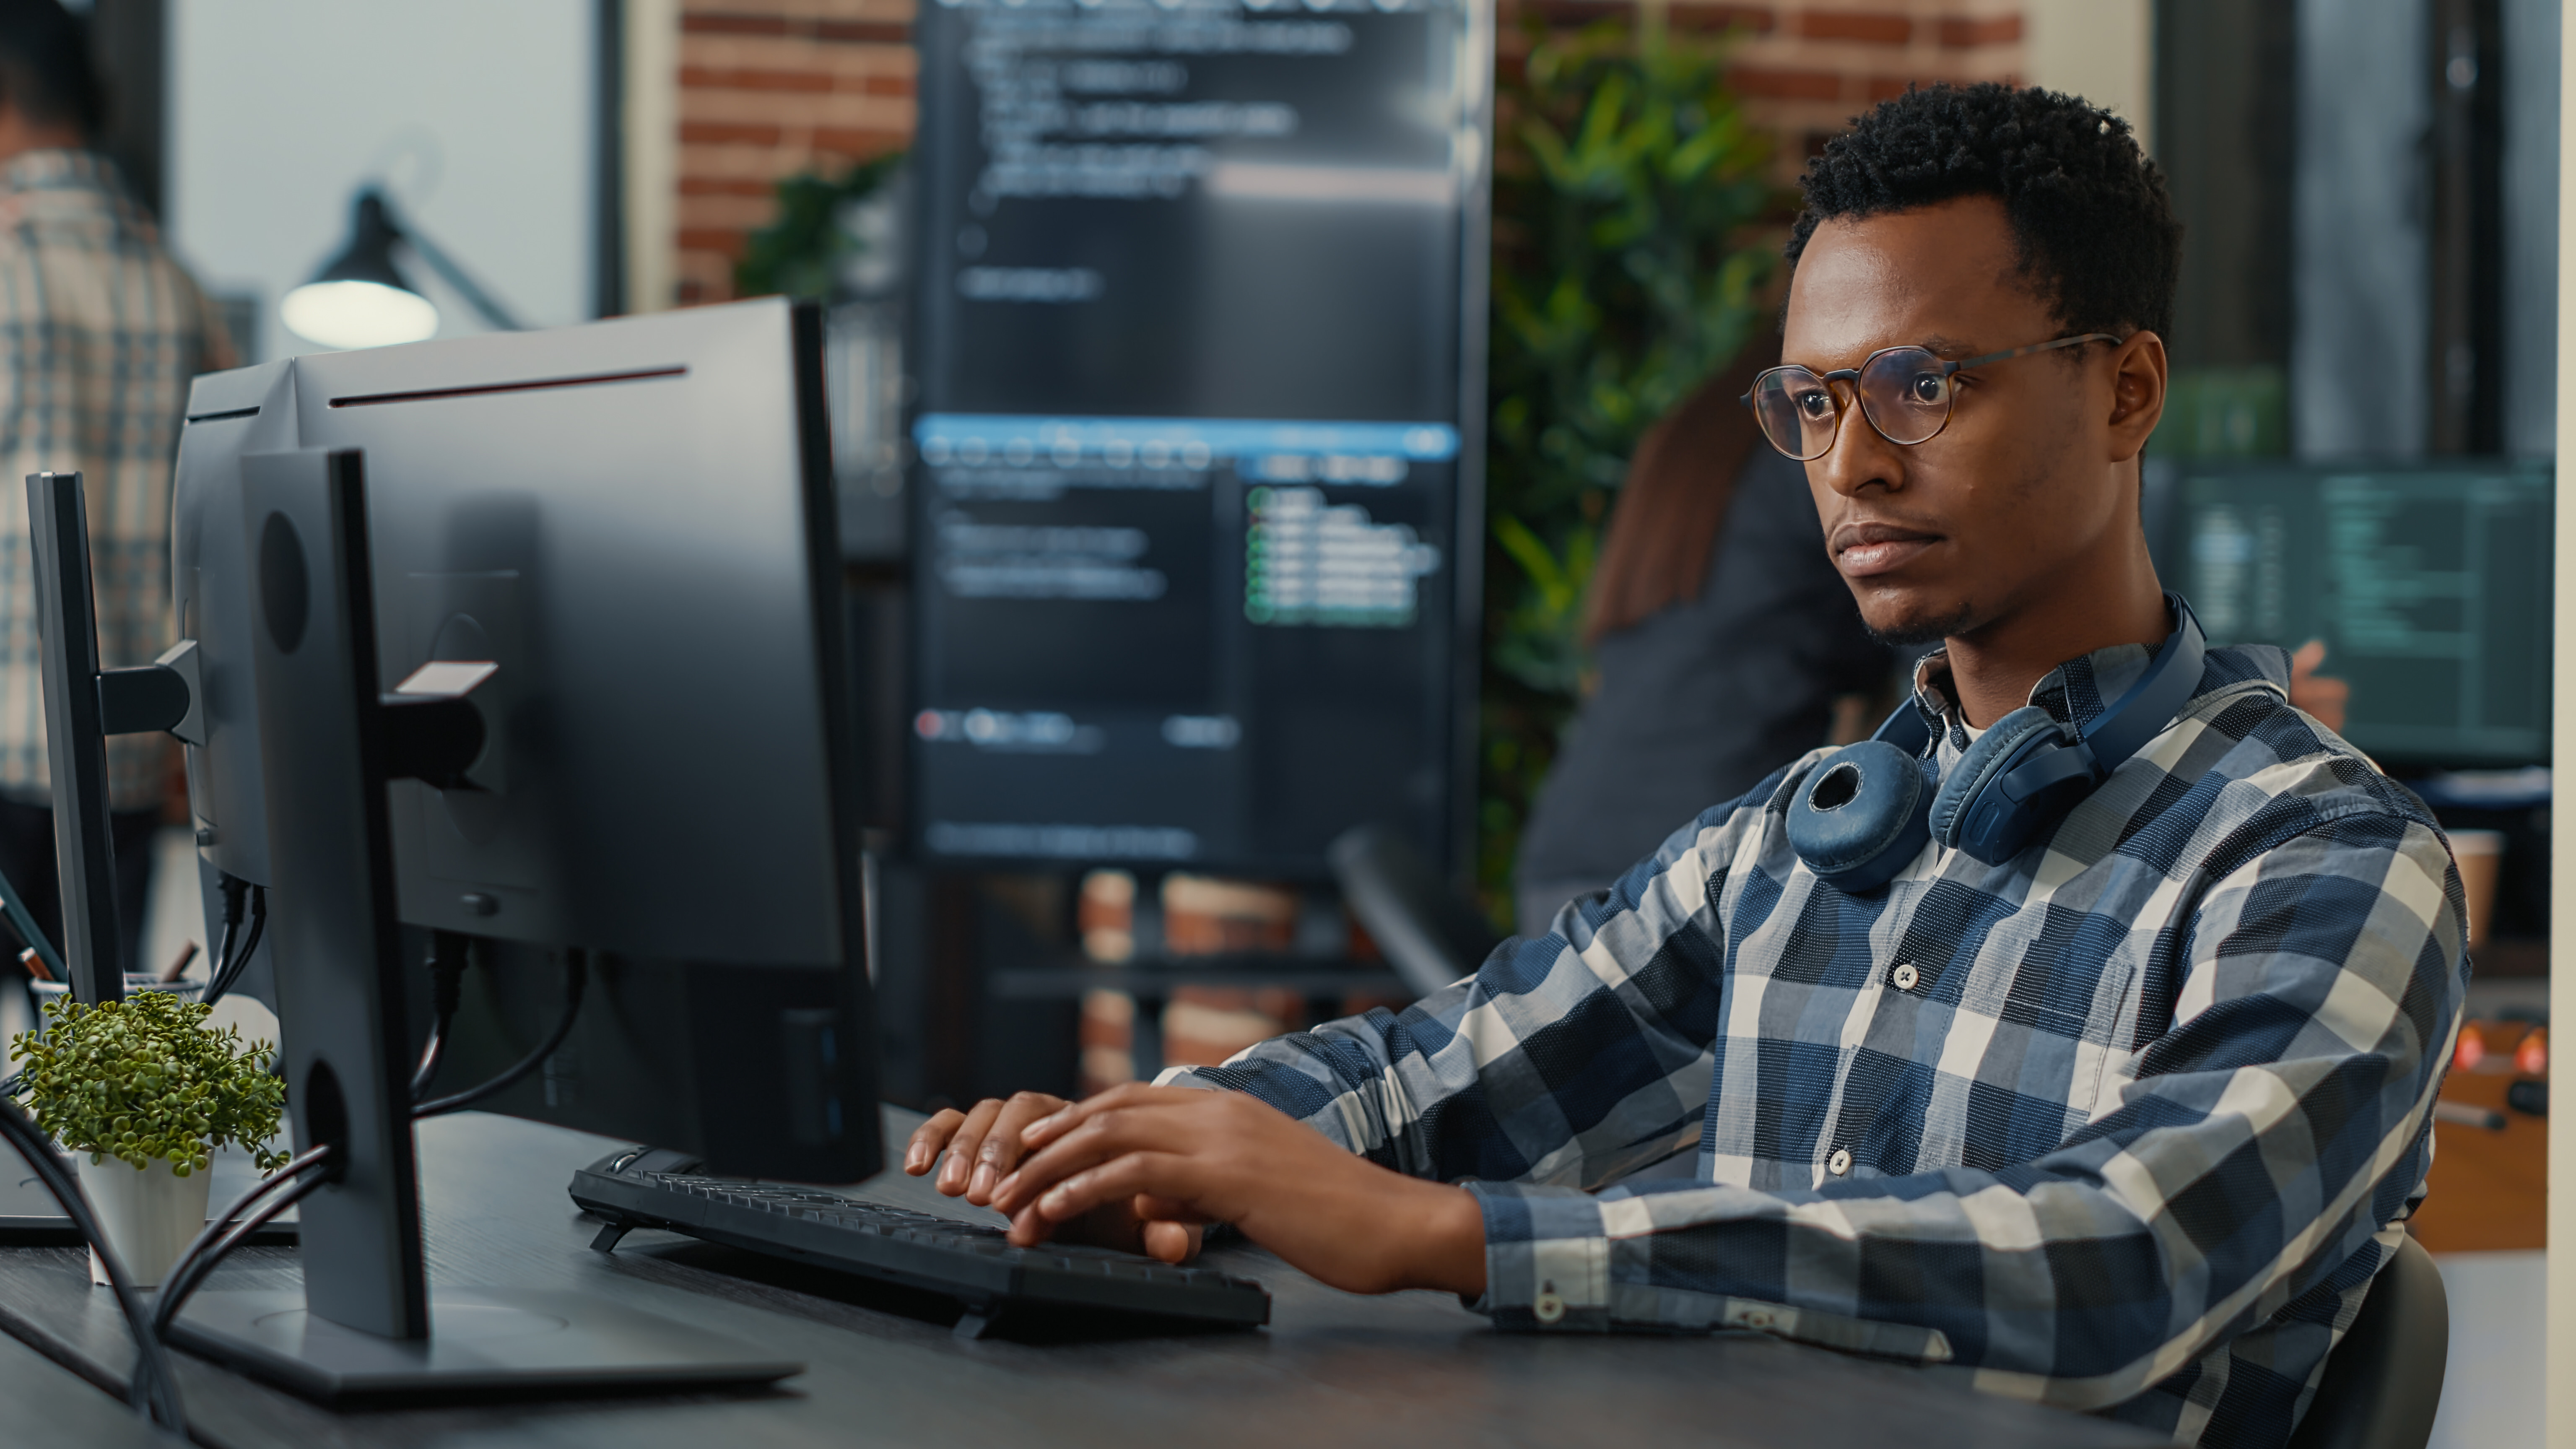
[2449,829,2505,949]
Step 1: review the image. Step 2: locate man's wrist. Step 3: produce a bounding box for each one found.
[1401,1182,1487,1297]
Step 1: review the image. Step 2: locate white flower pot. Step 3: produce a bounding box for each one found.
[76,1153,210,1288]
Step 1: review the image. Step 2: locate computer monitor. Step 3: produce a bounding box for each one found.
[2145,458,2553,766]
[134,298,876,1394]
[904,0,1493,876]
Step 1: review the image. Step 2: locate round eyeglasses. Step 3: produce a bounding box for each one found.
[1741,333,2119,461]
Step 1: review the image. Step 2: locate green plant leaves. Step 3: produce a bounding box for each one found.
[8,992,288,1175]
[1480,17,1786,915]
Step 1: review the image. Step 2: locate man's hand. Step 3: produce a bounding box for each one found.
[906,1091,1070,1205]
[988,1084,1488,1298]
[2289,639,2350,733]
[904,1091,1204,1261]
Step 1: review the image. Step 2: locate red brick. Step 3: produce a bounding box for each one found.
[1673,3,1773,33]
[1937,14,2021,47]
[1727,65,1843,101]
[678,176,778,195]
[1669,3,1775,34]
[1796,10,1909,45]
[816,18,912,44]
[680,65,834,92]
[677,227,752,259]
[681,12,789,36]
[1865,75,1918,101]
[677,120,785,145]
[860,74,915,97]
[812,125,911,156]
[681,12,911,45]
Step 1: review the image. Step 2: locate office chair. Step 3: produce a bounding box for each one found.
[2283,1235,2449,1449]
[1326,824,1499,1000]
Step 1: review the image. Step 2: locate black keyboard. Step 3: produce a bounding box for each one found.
[569,1150,1270,1336]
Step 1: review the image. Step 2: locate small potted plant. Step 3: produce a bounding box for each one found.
[9,990,287,1286]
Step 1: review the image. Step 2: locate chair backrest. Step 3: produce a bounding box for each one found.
[1326,824,1499,1000]
[2283,1234,2449,1449]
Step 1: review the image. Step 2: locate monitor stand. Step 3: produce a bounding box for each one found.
[32,452,801,1402]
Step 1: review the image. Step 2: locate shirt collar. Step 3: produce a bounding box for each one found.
[1908,635,2290,753]
[0,148,125,200]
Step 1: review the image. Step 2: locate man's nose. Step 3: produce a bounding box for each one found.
[1814,404,1905,497]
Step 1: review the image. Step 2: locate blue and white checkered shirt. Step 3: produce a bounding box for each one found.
[1171,640,2466,1449]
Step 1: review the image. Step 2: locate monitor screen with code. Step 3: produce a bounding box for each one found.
[906,0,1490,873]
[2149,460,2553,767]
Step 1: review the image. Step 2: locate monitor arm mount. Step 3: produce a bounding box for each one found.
[28,470,499,1005]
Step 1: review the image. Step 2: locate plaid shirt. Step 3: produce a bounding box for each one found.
[0,149,231,808]
[1172,639,2465,1449]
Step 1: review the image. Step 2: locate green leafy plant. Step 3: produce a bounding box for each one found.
[1480,15,1784,916]
[735,153,906,301]
[10,992,286,1176]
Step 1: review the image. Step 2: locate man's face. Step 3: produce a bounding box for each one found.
[1781,196,2132,644]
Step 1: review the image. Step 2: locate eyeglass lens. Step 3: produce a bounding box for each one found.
[1751,347,1958,460]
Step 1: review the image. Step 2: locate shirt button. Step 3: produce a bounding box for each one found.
[1890,963,1919,992]
[1534,1285,1566,1324]
[1828,1148,1853,1177]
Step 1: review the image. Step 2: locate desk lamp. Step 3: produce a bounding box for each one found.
[280,189,525,351]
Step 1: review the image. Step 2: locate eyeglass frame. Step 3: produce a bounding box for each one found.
[1739,332,2124,461]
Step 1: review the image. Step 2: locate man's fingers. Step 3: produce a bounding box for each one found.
[1130,1192,1214,1225]
[904,1109,965,1176]
[936,1098,1006,1195]
[968,1093,1064,1205]
[1021,1083,1205,1150]
[1139,1220,1204,1265]
[990,1105,1194,1215]
[2292,638,2326,674]
[1033,1150,1198,1226]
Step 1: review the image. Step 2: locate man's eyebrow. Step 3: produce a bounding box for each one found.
[1918,334,1981,358]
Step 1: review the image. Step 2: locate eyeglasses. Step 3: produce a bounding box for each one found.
[1740,333,2120,461]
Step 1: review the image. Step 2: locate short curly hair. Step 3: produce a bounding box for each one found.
[1786,83,2181,342]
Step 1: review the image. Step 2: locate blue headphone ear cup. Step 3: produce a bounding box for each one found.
[1786,740,1937,894]
[1929,706,2068,861]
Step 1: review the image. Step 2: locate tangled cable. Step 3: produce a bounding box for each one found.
[0,1098,187,1430]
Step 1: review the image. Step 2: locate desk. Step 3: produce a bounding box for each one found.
[0,1109,2164,1449]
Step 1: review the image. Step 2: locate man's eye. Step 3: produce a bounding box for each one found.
[1907,374,1945,404]
[1794,390,1833,418]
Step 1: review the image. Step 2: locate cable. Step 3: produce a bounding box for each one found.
[150,1144,336,1341]
[204,875,247,1002]
[409,932,471,1101]
[0,1099,186,1430]
[202,885,265,1008]
[414,948,585,1118]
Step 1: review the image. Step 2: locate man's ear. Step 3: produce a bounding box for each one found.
[2105,330,2167,464]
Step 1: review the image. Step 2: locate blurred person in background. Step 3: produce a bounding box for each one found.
[1512,332,1896,937]
[0,0,233,967]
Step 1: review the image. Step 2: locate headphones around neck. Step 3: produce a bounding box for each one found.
[1785,594,2208,894]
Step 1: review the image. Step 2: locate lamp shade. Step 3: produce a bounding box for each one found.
[280,191,440,351]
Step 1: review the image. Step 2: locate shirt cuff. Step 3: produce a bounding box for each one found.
[1462,1181,1611,1332]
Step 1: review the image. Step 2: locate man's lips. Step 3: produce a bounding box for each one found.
[1831,521,1942,577]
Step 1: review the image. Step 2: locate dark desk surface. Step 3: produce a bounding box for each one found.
[0,1109,2164,1449]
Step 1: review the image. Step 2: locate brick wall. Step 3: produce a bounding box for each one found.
[1501,2,2024,178]
[670,0,918,306]
[641,0,2020,308]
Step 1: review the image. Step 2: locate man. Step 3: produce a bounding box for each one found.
[0,0,231,966]
[909,85,2464,1448]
